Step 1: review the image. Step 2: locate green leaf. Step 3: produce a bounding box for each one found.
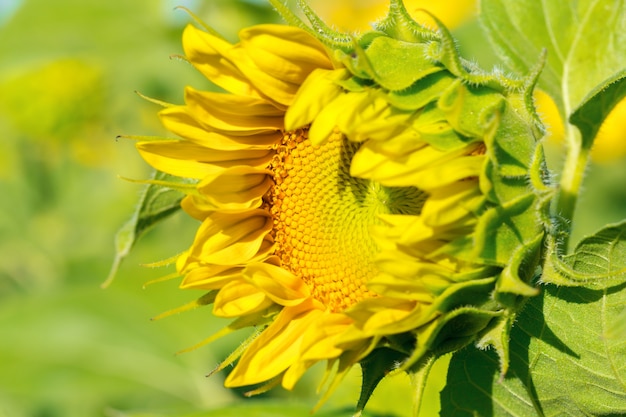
[569,71,626,150]
[441,348,535,417]
[607,306,626,342]
[103,171,189,287]
[480,0,626,120]
[543,221,626,288]
[440,276,626,416]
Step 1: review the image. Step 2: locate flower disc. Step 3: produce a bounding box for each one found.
[269,127,425,313]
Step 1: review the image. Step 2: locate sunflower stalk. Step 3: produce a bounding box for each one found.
[554,124,589,250]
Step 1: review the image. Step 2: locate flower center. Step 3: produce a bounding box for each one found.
[268,128,425,313]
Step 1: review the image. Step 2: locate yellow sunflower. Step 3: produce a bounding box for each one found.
[135,0,545,410]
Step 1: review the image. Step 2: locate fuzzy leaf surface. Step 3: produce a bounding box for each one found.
[480,0,626,122]
[441,272,626,416]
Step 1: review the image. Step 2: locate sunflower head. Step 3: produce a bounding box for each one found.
[134,0,550,413]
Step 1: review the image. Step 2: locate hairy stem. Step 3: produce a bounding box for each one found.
[555,123,589,250]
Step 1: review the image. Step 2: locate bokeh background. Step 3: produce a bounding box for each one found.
[1,1,625,416]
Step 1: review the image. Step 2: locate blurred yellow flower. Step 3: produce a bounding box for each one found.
[137,16,496,402]
[0,59,108,167]
[310,0,477,31]
[590,98,626,163]
[534,89,565,142]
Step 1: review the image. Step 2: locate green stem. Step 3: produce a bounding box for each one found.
[555,124,590,250]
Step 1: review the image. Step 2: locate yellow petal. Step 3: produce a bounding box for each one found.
[369,127,427,156]
[184,87,285,134]
[224,300,322,387]
[398,216,466,247]
[411,155,484,190]
[338,94,413,142]
[136,140,222,179]
[160,107,280,149]
[375,248,455,281]
[179,264,245,290]
[188,210,273,265]
[374,214,436,245]
[213,279,273,317]
[193,166,273,211]
[282,313,352,389]
[285,68,348,131]
[298,313,352,361]
[235,62,301,108]
[420,180,482,227]
[351,140,482,188]
[239,25,333,85]
[136,139,273,179]
[346,297,425,335]
[182,24,261,98]
[534,89,564,146]
[243,262,310,306]
[367,272,434,302]
[308,92,368,145]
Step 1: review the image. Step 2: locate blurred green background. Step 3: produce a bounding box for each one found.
[0,1,414,416]
[1,1,625,417]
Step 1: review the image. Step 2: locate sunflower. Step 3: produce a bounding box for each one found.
[135,0,546,410]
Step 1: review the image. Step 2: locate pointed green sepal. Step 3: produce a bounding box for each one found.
[373,0,439,43]
[104,170,191,288]
[407,354,439,417]
[474,314,514,377]
[356,348,408,414]
[496,233,542,300]
[542,221,626,288]
[401,305,503,375]
[151,291,217,321]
